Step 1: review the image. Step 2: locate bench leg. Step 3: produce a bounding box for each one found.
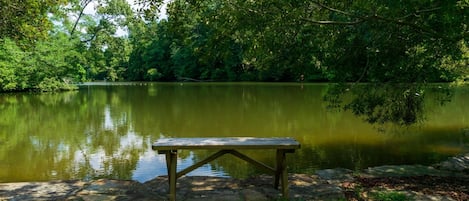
[275,149,288,198]
[165,150,177,201]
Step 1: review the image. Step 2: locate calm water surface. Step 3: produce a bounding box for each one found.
[1,83,468,182]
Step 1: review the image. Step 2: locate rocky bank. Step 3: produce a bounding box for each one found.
[1,153,468,201]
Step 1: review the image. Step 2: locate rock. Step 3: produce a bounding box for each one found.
[316,168,354,180]
[1,155,468,201]
[462,128,469,137]
[0,180,86,201]
[288,174,346,201]
[186,190,240,201]
[241,189,269,201]
[75,179,163,201]
[434,153,469,172]
[364,165,456,177]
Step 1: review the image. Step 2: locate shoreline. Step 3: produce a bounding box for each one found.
[1,153,468,201]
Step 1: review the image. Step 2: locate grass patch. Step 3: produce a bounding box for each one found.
[371,191,413,201]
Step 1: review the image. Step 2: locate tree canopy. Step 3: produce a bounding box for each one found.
[128,0,468,82]
[0,0,468,92]
[0,0,63,45]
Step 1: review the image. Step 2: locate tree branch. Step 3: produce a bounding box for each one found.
[81,28,103,43]
[71,0,93,36]
[398,7,442,20]
[300,18,366,25]
[303,2,449,40]
[311,1,361,18]
[370,14,442,38]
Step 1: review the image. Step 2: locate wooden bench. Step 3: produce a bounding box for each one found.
[152,137,300,201]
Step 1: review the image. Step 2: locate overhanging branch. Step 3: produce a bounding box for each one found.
[300,18,366,25]
[304,2,450,40]
[311,1,361,18]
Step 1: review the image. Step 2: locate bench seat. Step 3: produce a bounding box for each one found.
[152,137,300,201]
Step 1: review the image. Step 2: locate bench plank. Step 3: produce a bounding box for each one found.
[152,137,300,150]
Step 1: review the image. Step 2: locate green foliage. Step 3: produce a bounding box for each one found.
[128,0,467,82]
[0,38,28,91]
[88,0,134,81]
[0,34,83,92]
[38,77,78,92]
[145,68,162,81]
[1,0,467,91]
[0,0,64,46]
[47,0,135,82]
[127,20,175,80]
[371,191,413,201]
[345,84,426,125]
[323,83,457,125]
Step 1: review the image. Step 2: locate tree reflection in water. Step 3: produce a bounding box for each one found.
[1,83,466,182]
[324,83,454,126]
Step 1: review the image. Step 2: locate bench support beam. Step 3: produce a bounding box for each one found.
[227,150,276,174]
[176,150,230,178]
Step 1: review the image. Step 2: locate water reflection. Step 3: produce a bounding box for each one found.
[324,83,455,126]
[0,83,468,183]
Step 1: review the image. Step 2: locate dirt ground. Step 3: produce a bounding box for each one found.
[343,175,469,201]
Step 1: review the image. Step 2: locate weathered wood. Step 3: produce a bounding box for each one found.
[152,137,300,201]
[152,137,300,150]
[167,151,177,201]
[277,149,289,197]
[176,150,230,178]
[275,150,281,189]
[227,150,276,174]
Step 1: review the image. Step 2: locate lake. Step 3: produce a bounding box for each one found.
[0,82,468,183]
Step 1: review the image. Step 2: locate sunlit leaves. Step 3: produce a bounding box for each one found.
[0,34,83,92]
[0,39,28,91]
[0,0,63,46]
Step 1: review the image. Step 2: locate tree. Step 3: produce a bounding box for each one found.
[0,0,63,46]
[127,20,175,81]
[0,33,85,92]
[134,0,467,82]
[307,0,468,82]
[62,0,134,81]
[69,0,94,36]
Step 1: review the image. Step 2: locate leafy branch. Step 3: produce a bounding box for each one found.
[303,1,453,40]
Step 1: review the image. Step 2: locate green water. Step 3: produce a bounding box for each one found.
[0,83,468,182]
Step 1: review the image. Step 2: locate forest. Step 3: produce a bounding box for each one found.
[0,0,468,92]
